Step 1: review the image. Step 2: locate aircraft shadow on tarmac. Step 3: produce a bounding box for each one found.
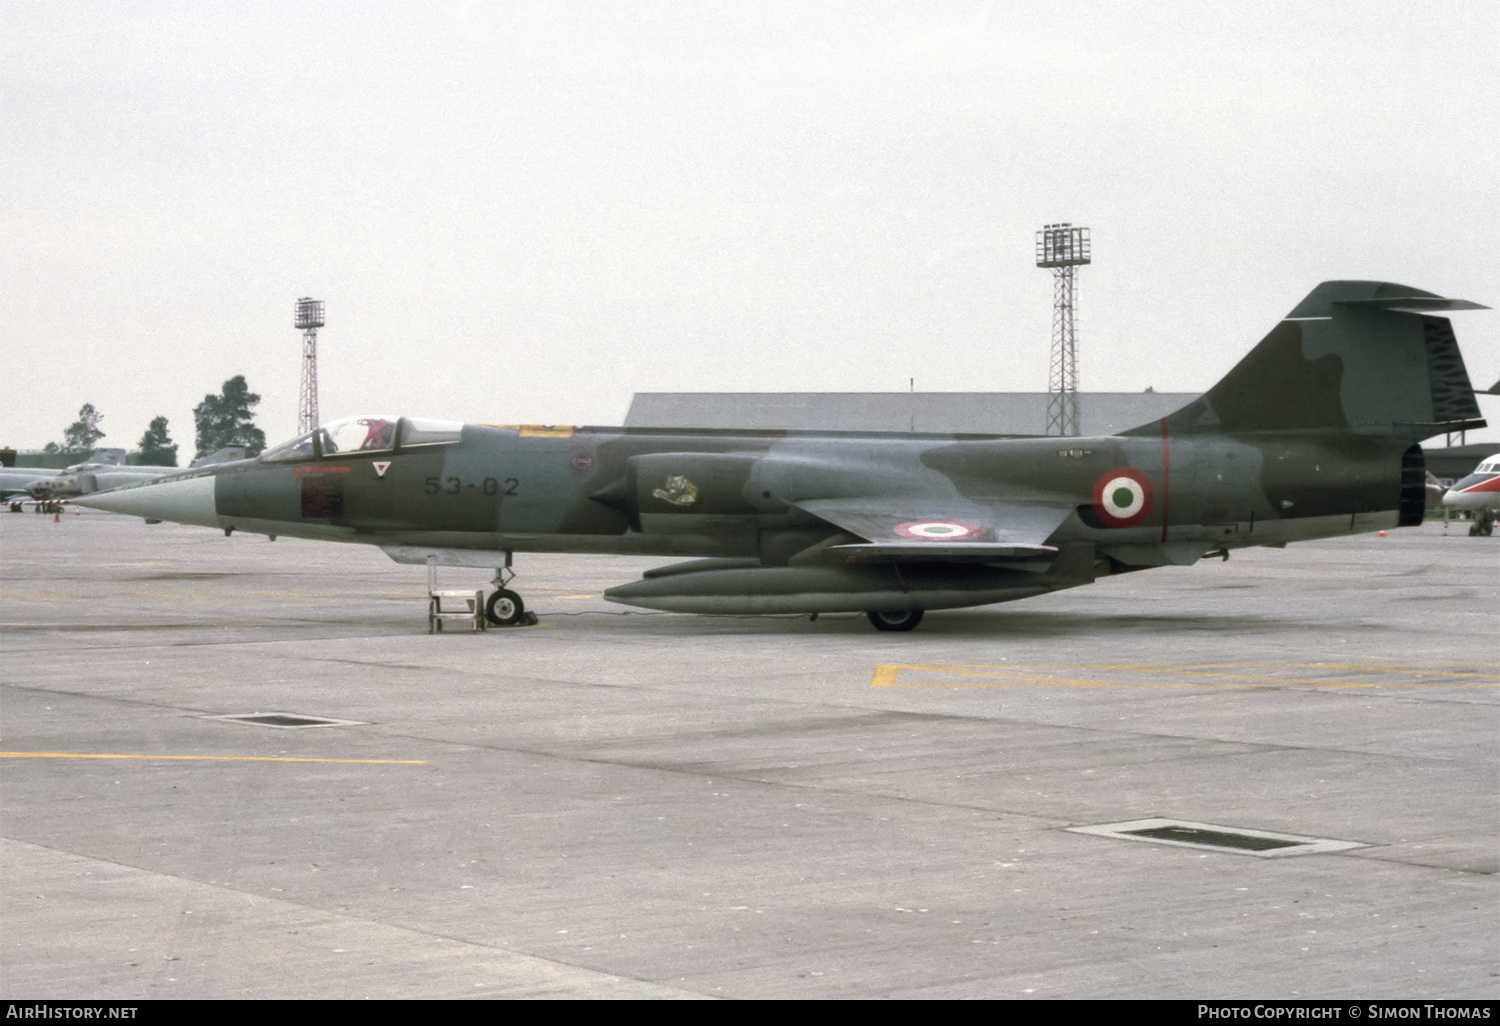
[532,605,1311,637]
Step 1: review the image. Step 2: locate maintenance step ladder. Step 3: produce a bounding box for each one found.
[428,589,486,633]
[425,559,486,633]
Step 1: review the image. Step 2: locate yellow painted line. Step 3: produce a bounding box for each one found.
[1095,664,1499,688]
[872,666,1165,688]
[0,591,85,600]
[871,663,1500,689]
[1,751,426,765]
[1124,662,1500,677]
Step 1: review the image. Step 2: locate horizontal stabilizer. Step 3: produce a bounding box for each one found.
[1332,297,1488,313]
[1286,281,1487,319]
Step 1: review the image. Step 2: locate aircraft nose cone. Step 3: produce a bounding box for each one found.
[72,473,219,527]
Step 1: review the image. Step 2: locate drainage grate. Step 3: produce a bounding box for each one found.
[207,713,366,730]
[1123,824,1302,851]
[1066,818,1366,858]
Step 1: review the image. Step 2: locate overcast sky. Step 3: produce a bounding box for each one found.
[3,0,1497,453]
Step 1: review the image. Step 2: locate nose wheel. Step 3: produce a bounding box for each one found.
[486,555,538,626]
[486,588,527,626]
[1470,508,1495,537]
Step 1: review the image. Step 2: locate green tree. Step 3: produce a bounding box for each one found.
[62,403,105,453]
[194,376,266,459]
[193,376,267,456]
[136,416,179,466]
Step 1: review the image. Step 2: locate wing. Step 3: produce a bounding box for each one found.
[794,497,1072,561]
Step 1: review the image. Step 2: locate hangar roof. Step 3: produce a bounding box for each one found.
[625,391,1200,436]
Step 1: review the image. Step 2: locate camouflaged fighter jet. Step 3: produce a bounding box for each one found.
[74,280,1488,631]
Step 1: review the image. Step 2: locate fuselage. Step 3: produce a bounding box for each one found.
[82,415,1414,567]
[59,280,1489,626]
[1442,455,1500,512]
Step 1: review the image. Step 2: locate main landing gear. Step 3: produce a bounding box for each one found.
[1470,508,1496,537]
[486,553,538,627]
[866,609,925,632]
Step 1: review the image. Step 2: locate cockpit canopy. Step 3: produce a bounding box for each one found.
[260,416,464,462]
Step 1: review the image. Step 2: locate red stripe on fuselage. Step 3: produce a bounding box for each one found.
[1459,475,1500,494]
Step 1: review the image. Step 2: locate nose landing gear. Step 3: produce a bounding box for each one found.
[1469,508,1495,537]
[486,587,527,626]
[487,553,538,627]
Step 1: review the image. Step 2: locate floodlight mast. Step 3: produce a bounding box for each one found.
[295,298,324,435]
[1036,224,1090,436]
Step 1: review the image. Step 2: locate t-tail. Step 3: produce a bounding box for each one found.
[1125,281,1488,527]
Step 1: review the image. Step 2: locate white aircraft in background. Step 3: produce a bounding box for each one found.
[1442,453,1499,536]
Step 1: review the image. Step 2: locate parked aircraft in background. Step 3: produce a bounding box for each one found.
[26,447,247,504]
[3,449,129,511]
[1442,453,1499,536]
[75,281,1487,630]
[4,448,248,512]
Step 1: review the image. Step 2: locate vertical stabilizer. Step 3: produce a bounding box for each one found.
[1126,282,1487,442]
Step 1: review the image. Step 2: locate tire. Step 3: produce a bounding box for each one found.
[486,588,526,626]
[866,609,924,632]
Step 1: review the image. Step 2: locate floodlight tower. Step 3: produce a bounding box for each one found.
[295,298,324,435]
[1036,224,1091,436]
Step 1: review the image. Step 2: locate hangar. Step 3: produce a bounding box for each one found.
[625,390,1199,435]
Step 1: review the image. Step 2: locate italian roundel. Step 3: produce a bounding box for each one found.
[894,520,983,540]
[1092,469,1153,527]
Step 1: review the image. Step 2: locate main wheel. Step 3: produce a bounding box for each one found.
[866,609,924,632]
[486,588,526,626]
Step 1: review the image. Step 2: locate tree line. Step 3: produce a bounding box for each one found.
[44,376,269,467]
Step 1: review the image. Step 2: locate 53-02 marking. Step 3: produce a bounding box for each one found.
[424,476,518,496]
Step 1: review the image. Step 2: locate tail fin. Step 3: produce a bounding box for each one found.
[1127,281,1487,442]
[83,448,128,466]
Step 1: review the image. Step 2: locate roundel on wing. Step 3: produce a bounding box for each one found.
[1092,469,1153,527]
[894,520,983,540]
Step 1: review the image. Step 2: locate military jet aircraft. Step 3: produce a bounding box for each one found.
[3,449,129,512]
[74,280,1487,630]
[25,446,247,504]
[1442,453,1499,536]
